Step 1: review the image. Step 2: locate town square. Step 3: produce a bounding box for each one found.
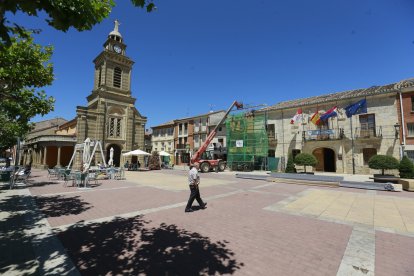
[1,1,414,275]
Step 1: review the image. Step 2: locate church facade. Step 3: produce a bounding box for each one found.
[23,21,147,169]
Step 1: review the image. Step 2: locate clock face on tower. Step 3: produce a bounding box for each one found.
[113,45,121,54]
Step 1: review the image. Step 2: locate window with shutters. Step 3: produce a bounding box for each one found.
[113,67,122,88]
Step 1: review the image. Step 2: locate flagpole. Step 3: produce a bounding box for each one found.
[350,116,355,175]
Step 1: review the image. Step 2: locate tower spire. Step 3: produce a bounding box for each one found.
[109,19,122,42]
[114,19,120,33]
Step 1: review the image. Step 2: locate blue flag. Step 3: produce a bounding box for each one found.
[345,99,367,118]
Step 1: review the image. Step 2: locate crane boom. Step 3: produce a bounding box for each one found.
[191,101,243,165]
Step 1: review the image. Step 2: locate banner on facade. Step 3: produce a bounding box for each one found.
[307,129,334,136]
[236,140,244,147]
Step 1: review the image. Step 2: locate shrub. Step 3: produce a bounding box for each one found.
[294,153,317,173]
[368,154,399,175]
[399,155,414,179]
[285,155,296,173]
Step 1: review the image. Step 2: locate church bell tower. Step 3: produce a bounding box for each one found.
[75,20,147,168]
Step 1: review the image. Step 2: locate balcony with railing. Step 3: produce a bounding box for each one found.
[354,126,382,139]
[176,144,188,150]
[303,128,344,142]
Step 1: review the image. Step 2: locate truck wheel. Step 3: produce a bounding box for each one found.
[200,162,210,173]
[218,161,226,172]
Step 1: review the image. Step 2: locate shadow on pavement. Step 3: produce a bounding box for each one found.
[35,195,92,217]
[59,215,244,275]
[0,194,91,275]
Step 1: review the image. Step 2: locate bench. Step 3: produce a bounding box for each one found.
[369,177,400,184]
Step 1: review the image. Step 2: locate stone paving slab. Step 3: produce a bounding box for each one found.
[266,189,414,236]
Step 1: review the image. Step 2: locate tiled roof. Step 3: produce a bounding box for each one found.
[262,82,400,111]
[152,120,174,128]
[174,110,225,122]
[32,117,68,132]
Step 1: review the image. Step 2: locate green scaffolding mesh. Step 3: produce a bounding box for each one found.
[226,113,268,171]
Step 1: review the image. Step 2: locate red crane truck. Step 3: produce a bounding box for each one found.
[190,101,243,173]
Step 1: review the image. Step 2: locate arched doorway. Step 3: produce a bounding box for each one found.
[107,144,121,167]
[312,148,336,172]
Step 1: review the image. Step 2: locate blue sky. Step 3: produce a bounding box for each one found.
[11,0,414,128]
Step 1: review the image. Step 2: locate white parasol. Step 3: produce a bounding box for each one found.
[108,147,114,166]
[83,138,91,164]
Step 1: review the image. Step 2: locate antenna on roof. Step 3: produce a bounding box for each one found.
[209,104,215,113]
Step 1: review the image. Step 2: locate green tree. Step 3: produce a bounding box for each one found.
[368,155,400,176]
[399,155,414,179]
[285,154,296,173]
[0,0,156,46]
[294,153,317,173]
[0,0,155,150]
[0,32,55,150]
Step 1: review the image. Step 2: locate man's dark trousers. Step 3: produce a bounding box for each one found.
[185,185,205,210]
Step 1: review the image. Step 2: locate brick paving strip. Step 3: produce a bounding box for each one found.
[53,189,243,232]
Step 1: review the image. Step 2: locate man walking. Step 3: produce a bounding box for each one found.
[185,163,207,213]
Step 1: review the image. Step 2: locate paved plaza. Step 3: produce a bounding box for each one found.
[1,169,414,275]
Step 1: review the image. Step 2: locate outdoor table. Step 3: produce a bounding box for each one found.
[0,170,11,182]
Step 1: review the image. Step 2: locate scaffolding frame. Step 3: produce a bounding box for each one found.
[67,138,106,169]
[226,113,269,171]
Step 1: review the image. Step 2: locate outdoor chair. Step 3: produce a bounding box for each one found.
[73,172,88,188]
[114,167,125,180]
[57,168,67,180]
[62,170,75,187]
[87,172,99,186]
[10,169,31,189]
[47,168,58,179]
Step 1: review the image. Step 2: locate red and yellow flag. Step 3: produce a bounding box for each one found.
[310,110,321,126]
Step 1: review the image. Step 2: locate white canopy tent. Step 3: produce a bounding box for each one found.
[159,151,171,157]
[122,149,150,156]
[123,149,150,169]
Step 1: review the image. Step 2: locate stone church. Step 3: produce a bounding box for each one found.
[22,21,147,169]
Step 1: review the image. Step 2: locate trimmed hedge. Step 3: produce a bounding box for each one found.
[294,153,317,173]
[368,154,399,175]
[399,155,414,179]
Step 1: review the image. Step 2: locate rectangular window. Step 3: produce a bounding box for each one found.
[406,150,414,163]
[407,123,414,136]
[363,148,377,164]
[359,114,376,138]
[411,97,414,112]
[267,124,275,139]
[109,118,115,136]
[113,67,122,88]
